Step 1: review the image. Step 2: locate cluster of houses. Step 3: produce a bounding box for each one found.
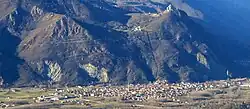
[26,78,249,107]
[0,78,249,108]
[61,78,248,102]
[0,103,15,108]
[34,89,77,103]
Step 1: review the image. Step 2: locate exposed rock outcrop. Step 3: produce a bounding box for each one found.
[45,61,62,82]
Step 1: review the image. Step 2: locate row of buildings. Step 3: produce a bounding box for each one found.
[64,78,248,102]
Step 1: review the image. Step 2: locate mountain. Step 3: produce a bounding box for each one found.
[0,0,247,86]
[148,0,250,83]
[169,0,250,80]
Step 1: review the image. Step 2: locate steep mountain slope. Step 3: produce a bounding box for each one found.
[162,0,250,79]
[126,6,227,82]
[0,0,230,86]
[133,0,250,82]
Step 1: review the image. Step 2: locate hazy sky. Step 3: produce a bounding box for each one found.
[185,0,250,39]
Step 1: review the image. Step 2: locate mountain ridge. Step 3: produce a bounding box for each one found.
[0,0,247,87]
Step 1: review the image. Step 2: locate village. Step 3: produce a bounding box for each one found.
[62,78,247,102]
[0,78,250,108]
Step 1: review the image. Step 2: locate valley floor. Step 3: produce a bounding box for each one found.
[1,78,250,109]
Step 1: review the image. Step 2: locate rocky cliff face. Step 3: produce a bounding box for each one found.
[0,0,236,86]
